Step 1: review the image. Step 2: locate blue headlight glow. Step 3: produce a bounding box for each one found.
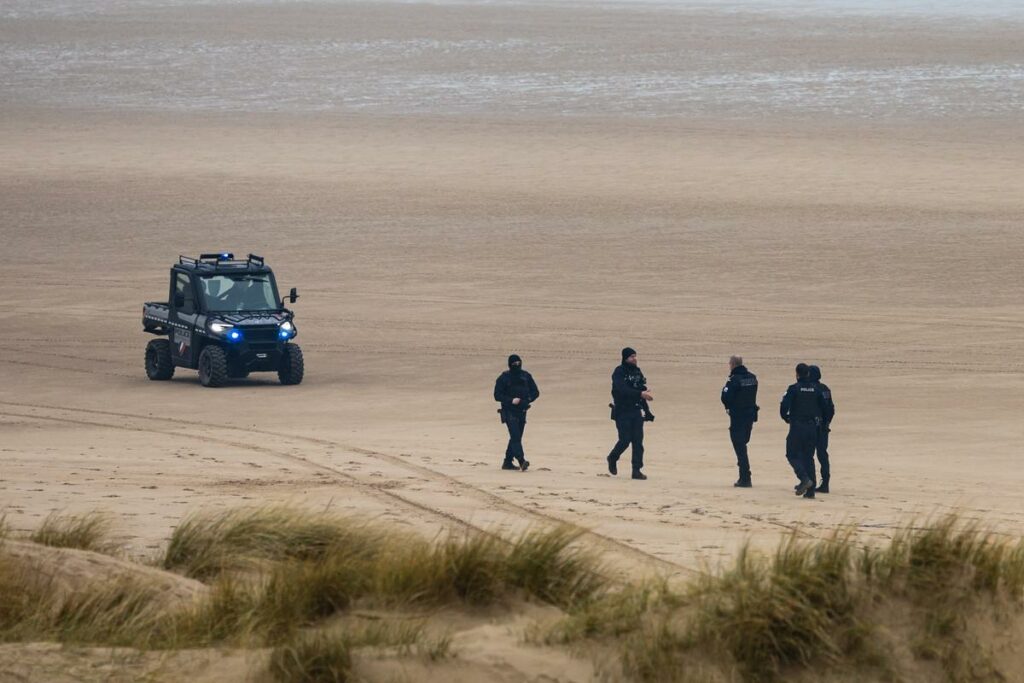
[278,321,296,340]
[227,328,243,342]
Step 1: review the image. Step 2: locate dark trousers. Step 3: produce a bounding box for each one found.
[609,413,645,471]
[815,427,830,484]
[786,420,818,485]
[504,413,527,466]
[729,418,754,481]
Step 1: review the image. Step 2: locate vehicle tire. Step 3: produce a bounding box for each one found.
[145,339,175,381]
[278,344,304,385]
[198,345,228,388]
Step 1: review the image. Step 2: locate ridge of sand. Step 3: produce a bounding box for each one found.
[1,539,207,608]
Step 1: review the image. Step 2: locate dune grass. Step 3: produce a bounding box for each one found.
[539,515,1024,683]
[865,517,1024,680]
[163,507,604,612]
[269,631,354,683]
[30,511,114,553]
[0,553,42,639]
[163,506,380,580]
[3,506,605,654]
[4,507,1024,682]
[268,621,452,682]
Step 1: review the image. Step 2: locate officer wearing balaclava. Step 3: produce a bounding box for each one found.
[607,347,654,480]
[493,354,540,471]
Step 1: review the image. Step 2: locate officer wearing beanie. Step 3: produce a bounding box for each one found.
[808,365,836,493]
[780,363,829,498]
[493,354,540,471]
[721,355,759,487]
[607,347,654,480]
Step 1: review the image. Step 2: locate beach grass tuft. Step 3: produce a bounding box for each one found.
[30,511,115,553]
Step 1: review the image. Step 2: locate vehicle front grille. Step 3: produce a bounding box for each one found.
[244,325,280,344]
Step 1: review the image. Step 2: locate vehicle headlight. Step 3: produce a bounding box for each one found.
[279,320,296,339]
[209,321,231,334]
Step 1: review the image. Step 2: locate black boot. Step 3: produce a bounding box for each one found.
[519,459,530,472]
[795,478,814,496]
[607,456,618,476]
[501,461,518,470]
[631,470,647,480]
[734,478,752,488]
[803,488,816,499]
[815,481,829,493]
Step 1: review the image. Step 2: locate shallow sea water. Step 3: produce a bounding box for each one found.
[1,0,1022,119]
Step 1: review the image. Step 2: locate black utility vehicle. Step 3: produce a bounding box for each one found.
[143,253,304,387]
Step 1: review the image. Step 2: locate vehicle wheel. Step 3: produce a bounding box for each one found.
[278,344,304,385]
[145,339,175,381]
[198,346,228,388]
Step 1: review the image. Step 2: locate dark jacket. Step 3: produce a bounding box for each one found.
[721,365,759,421]
[780,379,829,423]
[612,363,648,416]
[494,370,540,414]
[808,366,835,426]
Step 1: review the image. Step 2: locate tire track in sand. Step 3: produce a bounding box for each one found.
[0,401,692,576]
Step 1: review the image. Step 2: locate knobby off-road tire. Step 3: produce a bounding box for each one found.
[144,339,175,381]
[278,344,304,385]
[198,345,228,388]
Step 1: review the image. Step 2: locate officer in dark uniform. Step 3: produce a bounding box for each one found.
[780,363,829,498]
[721,355,759,487]
[607,347,654,480]
[493,354,540,471]
[808,365,835,493]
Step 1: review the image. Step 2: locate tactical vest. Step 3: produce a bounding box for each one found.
[789,382,822,420]
[731,372,758,411]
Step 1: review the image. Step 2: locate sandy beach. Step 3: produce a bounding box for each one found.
[1,0,1023,678]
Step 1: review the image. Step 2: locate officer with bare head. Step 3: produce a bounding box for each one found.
[721,355,759,487]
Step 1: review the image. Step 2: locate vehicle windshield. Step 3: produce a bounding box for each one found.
[200,274,278,312]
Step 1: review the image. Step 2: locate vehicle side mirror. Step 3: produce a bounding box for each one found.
[173,292,185,308]
[288,287,299,304]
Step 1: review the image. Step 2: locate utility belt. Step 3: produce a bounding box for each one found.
[610,402,654,422]
[731,406,760,422]
[790,416,821,424]
[498,404,528,424]
[609,402,636,420]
